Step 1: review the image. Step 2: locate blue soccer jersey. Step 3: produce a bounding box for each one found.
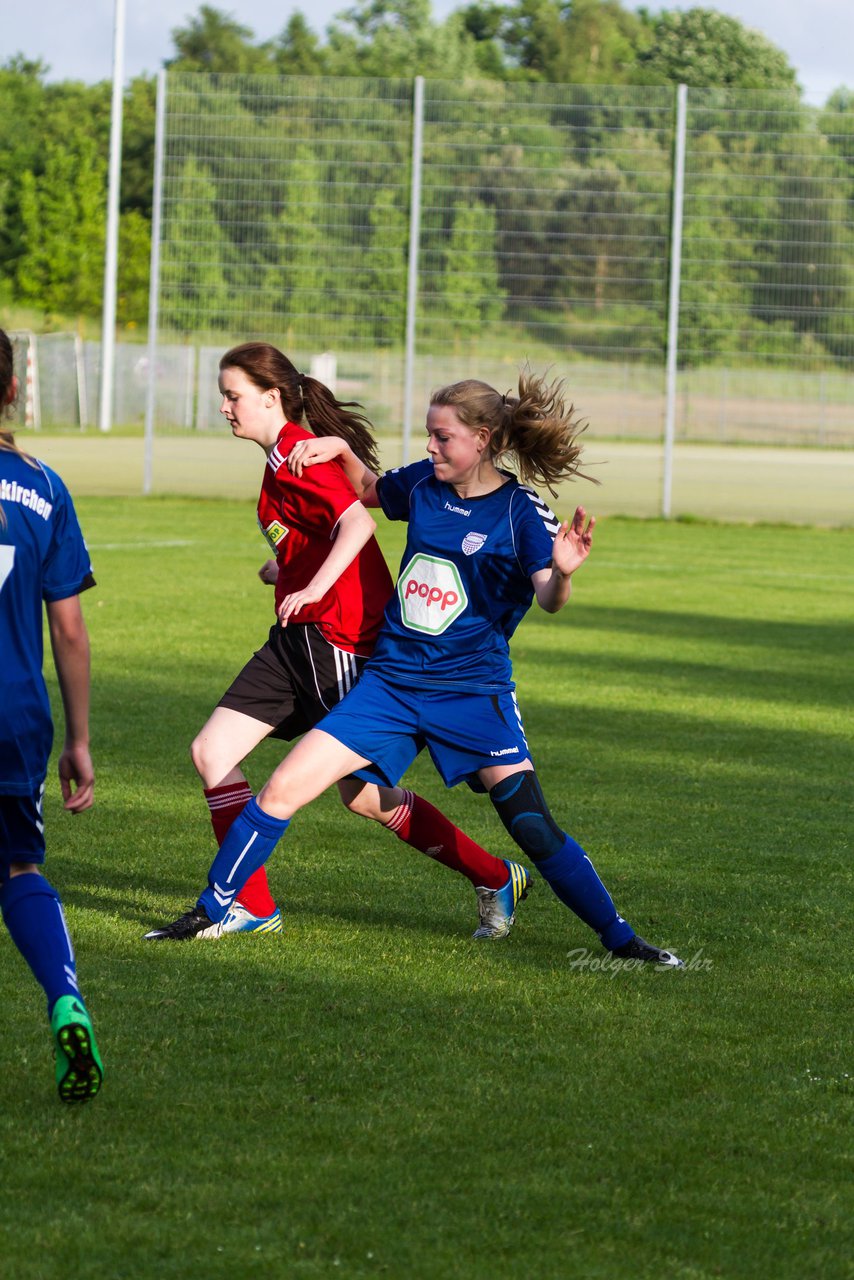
[372,459,559,693]
[0,451,94,794]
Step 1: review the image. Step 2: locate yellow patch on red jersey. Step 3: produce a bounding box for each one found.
[263,519,289,549]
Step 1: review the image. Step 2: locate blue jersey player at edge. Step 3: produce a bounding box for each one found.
[0,330,104,1100]
[157,369,682,967]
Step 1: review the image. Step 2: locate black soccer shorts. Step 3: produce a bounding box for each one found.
[217,622,368,741]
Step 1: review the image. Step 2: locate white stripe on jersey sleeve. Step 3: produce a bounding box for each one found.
[520,485,561,536]
[267,445,284,473]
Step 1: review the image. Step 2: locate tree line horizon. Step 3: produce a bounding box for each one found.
[1,1,852,371]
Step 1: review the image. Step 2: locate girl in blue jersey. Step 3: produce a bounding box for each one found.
[173,371,682,966]
[0,330,104,1100]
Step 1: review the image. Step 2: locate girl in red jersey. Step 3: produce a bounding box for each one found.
[146,343,529,940]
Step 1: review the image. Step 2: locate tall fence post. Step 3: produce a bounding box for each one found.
[662,83,688,519]
[75,334,89,429]
[402,75,425,466]
[143,69,167,496]
[98,0,125,433]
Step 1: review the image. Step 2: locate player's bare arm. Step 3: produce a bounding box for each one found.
[46,594,94,812]
[277,501,378,626]
[532,506,595,614]
[286,437,381,507]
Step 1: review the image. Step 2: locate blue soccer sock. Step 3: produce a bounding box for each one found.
[198,796,290,923]
[0,872,82,1017]
[536,836,635,950]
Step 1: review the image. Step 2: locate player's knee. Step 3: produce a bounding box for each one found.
[338,785,375,820]
[189,732,209,778]
[489,770,565,862]
[337,780,391,823]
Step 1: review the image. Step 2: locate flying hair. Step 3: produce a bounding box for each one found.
[429,370,596,496]
[220,342,381,474]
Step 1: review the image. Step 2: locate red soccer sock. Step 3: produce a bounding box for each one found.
[385,790,508,889]
[203,782,278,917]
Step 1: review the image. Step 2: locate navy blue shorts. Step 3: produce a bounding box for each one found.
[316,668,532,789]
[0,785,47,881]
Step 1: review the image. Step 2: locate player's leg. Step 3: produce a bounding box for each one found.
[481,764,683,967]
[146,729,371,940]
[189,627,318,934]
[190,705,281,930]
[0,792,103,1100]
[337,780,510,889]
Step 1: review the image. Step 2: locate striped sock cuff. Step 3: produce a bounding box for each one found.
[384,788,414,836]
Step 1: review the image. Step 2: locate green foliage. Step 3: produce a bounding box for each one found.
[0,3,852,367]
[117,210,151,327]
[361,188,409,345]
[269,14,328,76]
[274,145,329,334]
[15,131,107,315]
[499,0,649,83]
[436,199,505,341]
[325,0,482,78]
[159,157,229,334]
[167,4,271,74]
[636,7,799,90]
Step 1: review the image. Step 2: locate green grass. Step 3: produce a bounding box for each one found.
[1,499,852,1278]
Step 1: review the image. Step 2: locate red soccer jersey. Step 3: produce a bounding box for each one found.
[257,423,393,655]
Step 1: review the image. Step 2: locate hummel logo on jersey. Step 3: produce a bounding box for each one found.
[444,500,471,517]
[398,553,468,634]
[462,532,487,556]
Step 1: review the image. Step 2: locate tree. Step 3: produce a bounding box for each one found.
[437,200,505,343]
[15,131,106,316]
[167,5,269,73]
[120,76,157,219]
[635,8,799,91]
[497,0,647,84]
[361,188,409,345]
[117,210,151,327]
[160,157,229,333]
[270,15,328,76]
[325,0,481,78]
[261,145,329,342]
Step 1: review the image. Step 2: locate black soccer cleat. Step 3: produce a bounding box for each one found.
[143,905,222,941]
[609,934,684,968]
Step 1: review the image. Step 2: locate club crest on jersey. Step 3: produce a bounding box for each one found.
[462,531,487,556]
[262,519,289,550]
[398,553,467,634]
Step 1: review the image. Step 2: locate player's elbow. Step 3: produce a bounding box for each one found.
[47,598,89,650]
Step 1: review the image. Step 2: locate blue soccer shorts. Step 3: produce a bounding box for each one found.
[0,785,47,882]
[315,667,532,789]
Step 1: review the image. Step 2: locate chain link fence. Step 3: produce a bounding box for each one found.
[10,73,854,520]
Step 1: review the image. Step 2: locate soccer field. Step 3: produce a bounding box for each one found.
[1,498,852,1278]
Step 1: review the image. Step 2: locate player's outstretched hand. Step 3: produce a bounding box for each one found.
[553,506,595,577]
[286,436,345,477]
[258,558,278,586]
[58,742,95,813]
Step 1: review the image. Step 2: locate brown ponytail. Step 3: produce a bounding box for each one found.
[430,370,596,496]
[220,342,380,474]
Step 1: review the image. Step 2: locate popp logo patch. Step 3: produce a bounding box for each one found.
[397,554,467,634]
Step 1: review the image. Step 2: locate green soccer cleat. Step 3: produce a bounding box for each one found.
[50,995,104,1103]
